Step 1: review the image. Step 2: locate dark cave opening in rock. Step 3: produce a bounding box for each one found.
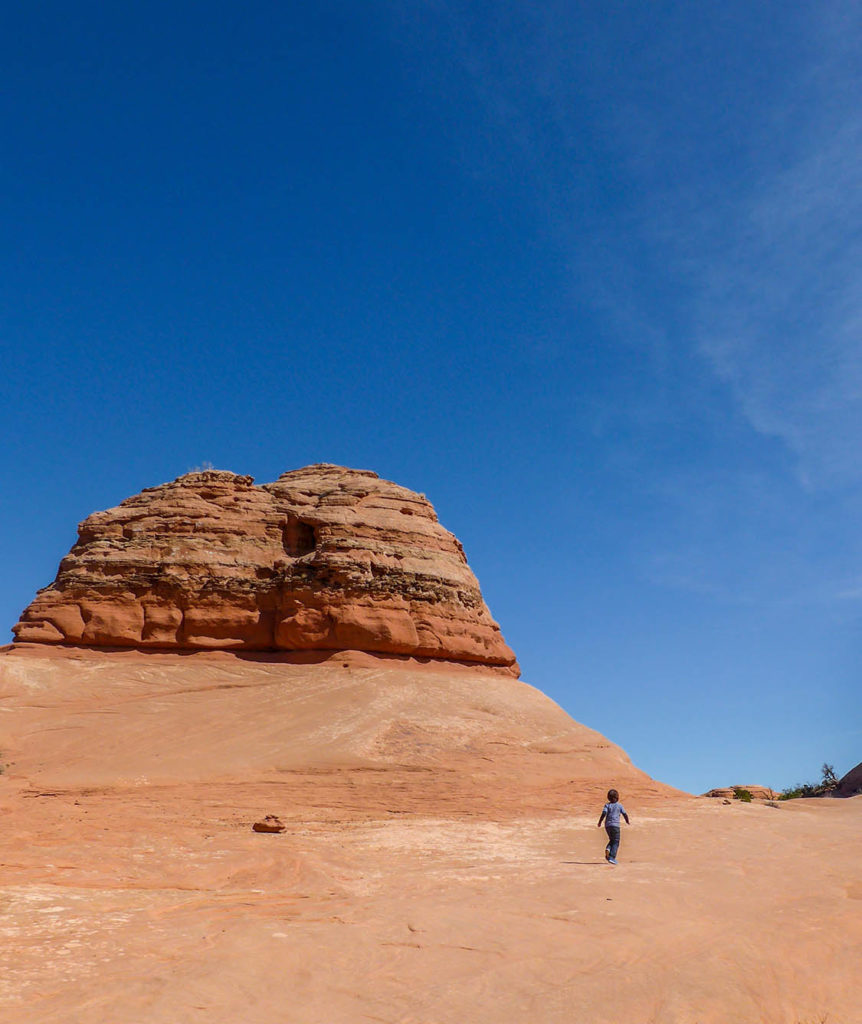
[283,518,317,557]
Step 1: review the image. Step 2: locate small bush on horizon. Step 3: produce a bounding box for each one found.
[779,763,839,801]
[733,787,753,802]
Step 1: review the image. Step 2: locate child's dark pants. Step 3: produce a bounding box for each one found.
[605,825,620,860]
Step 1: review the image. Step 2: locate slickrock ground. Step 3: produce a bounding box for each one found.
[1,645,859,1024]
[13,465,517,671]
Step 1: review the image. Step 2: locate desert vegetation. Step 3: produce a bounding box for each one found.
[779,763,838,800]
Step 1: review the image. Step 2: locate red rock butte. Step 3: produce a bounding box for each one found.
[13,464,518,673]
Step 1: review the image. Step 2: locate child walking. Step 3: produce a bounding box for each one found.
[597,788,630,865]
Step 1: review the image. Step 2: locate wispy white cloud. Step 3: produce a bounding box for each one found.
[394,2,862,490]
[692,112,862,489]
[387,2,862,609]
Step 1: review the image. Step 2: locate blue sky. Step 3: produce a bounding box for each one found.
[2,1,859,794]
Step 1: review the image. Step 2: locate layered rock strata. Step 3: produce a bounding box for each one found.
[14,465,518,673]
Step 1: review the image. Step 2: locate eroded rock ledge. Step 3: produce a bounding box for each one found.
[14,464,518,674]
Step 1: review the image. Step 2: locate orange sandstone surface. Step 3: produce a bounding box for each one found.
[0,646,858,1024]
[1,467,859,1023]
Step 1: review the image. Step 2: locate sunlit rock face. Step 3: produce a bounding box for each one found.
[13,464,518,673]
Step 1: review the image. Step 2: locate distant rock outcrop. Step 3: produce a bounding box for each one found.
[836,762,862,798]
[13,464,518,673]
[703,786,778,801]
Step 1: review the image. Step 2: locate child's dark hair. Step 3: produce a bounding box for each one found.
[607,788,619,803]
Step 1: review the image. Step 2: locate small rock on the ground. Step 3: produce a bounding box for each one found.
[252,815,285,833]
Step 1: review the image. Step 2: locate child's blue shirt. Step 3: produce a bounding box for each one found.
[603,802,626,827]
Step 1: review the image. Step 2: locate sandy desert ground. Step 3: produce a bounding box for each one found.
[0,645,859,1024]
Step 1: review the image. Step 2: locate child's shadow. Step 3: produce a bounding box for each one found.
[560,860,606,865]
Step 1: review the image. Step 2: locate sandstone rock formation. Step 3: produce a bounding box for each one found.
[836,761,862,798]
[703,786,778,800]
[13,465,518,672]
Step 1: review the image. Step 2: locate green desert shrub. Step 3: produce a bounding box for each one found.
[779,763,838,801]
[733,787,753,802]
[779,784,816,800]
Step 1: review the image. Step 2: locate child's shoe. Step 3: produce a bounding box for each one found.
[604,848,610,861]
[608,858,618,865]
